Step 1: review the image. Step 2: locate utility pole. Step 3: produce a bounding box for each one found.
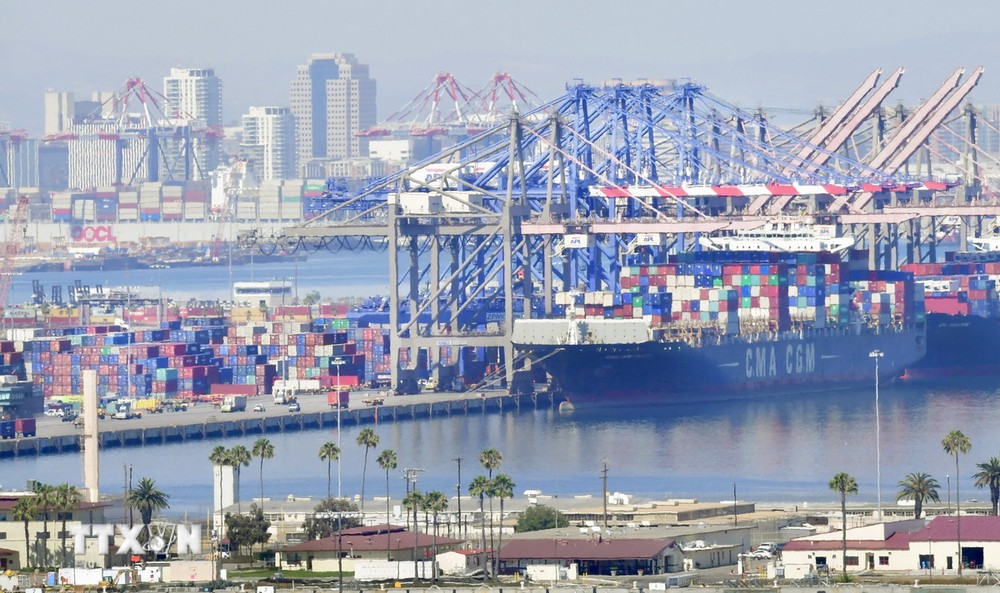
[453,456,463,540]
[601,459,609,529]
[733,483,737,526]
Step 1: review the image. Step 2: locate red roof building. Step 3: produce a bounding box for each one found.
[499,538,677,576]
[276,525,463,573]
[781,516,1000,577]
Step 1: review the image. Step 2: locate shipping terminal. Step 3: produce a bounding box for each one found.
[5,73,1000,423]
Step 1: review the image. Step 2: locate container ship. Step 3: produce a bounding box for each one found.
[513,250,927,406]
[901,256,1000,379]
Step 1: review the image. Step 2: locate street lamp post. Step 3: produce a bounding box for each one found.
[870,349,884,522]
[333,357,345,499]
[947,475,952,513]
[453,456,463,540]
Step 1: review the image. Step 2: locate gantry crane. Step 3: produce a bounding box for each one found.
[0,195,30,316]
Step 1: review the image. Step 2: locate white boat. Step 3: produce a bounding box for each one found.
[698,217,855,253]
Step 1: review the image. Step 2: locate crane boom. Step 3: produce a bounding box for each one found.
[0,195,30,316]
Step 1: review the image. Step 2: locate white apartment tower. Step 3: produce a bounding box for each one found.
[290,53,376,171]
[241,106,296,180]
[164,68,223,126]
[164,67,223,175]
[43,91,74,136]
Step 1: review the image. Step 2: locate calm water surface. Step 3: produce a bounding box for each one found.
[3,379,1000,517]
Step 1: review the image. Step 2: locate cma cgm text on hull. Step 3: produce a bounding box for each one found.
[514,320,924,405]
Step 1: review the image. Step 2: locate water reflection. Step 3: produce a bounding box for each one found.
[5,378,1000,515]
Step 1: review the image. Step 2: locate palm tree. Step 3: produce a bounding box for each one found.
[53,483,81,567]
[228,444,252,513]
[421,491,449,583]
[356,428,380,516]
[489,474,515,577]
[402,489,423,579]
[319,442,340,501]
[376,448,398,560]
[468,475,490,575]
[12,497,36,568]
[829,472,858,580]
[126,477,170,557]
[479,449,503,479]
[897,472,941,518]
[252,438,275,506]
[479,449,502,560]
[942,429,972,575]
[32,483,54,567]
[209,445,231,538]
[973,457,1000,515]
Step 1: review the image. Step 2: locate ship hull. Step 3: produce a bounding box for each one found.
[519,327,925,405]
[903,313,1000,380]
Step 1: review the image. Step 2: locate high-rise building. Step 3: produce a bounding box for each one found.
[980,104,1000,156]
[43,91,74,136]
[44,91,117,136]
[163,68,223,175]
[164,68,223,126]
[241,106,296,180]
[290,53,376,172]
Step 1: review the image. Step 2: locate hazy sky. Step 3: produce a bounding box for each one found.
[3,0,999,135]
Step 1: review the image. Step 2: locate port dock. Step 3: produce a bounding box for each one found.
[0,389,562,458]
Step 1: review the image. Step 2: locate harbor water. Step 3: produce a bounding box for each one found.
[3,377,1000,517]
[5,249,392,305]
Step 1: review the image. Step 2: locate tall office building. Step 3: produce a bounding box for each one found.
[44,91,74,136]
[241,106,296,181]
[164,68,223,175]
[44,90,118,136]
[290,53,376,171]
[164,68,223,126]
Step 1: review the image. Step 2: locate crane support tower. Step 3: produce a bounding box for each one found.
[0,195,29,317]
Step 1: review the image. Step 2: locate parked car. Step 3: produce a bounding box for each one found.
[44,408,64,417]
[288,402,301,413]
[252,404,266,413]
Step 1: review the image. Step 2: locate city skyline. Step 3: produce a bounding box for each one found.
[3,0,999,136]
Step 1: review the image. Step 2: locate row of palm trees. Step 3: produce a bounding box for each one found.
[209,432,517,577]
[10,478,169,569]
[827,428,976,579]
[11,482,80,568]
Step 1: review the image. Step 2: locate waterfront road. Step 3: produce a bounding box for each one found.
[30,387,546,441]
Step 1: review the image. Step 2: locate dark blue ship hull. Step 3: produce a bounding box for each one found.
[518,326,926,405]
[904,313,1000,379]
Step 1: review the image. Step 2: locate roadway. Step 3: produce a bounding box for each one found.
[34,388,514,441]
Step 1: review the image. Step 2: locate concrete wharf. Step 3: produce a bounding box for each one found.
[0,389,562,459]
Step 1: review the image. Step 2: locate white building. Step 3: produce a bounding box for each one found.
[44,91,75,137]
[781,515,1000,577]
[163,68,223,174]
[0,491,113,571]
[290,53,376,174]
[241,107,296,181]
[232,281,292,308]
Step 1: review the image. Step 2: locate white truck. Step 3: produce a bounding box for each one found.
[273,379,323,404]
[220,395,247,413]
